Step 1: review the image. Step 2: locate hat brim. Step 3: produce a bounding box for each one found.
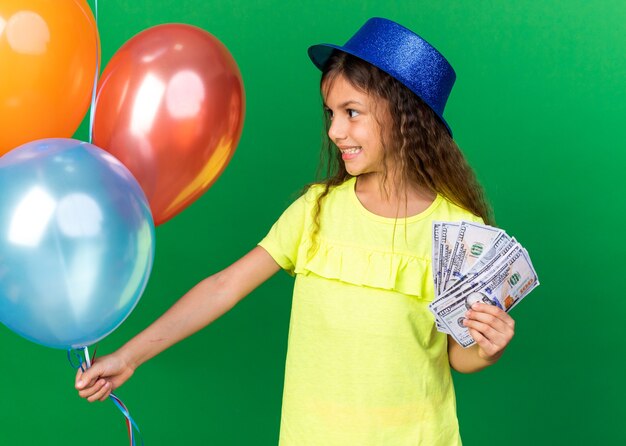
[308,44,345,71]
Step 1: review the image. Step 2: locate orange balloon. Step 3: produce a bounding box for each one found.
[93,24,245,225]
[0,0,99,155]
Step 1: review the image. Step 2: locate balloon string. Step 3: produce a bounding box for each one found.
[68,347,144,446]
[67,348,85,372]
[88,0,100,143]
[83,345,92,367]
[110,393,144,446]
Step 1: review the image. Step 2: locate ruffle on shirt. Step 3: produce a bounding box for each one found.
[294,237,433,300]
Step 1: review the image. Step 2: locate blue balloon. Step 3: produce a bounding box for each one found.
[0,138,155,349]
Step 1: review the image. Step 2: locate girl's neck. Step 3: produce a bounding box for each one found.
[354,173,436,218]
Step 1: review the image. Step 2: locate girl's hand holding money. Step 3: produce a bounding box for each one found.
[448,302,515,373]
[463,302,515,362]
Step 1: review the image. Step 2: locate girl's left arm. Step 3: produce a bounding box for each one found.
[447,302,515,373]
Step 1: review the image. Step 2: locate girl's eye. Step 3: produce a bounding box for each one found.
[324,108,334,120]
[347,109,360,118]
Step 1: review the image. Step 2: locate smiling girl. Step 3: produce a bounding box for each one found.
[76,18,515,445]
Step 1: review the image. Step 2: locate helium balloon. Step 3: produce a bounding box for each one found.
[0,0,100,155]
[93,24,245,225]
[0,138,155,349]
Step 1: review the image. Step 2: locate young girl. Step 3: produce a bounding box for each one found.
[76,17,515,445]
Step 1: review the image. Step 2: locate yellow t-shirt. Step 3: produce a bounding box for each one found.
[258,177,482,446]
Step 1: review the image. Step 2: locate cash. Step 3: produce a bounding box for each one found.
[429,221,539,347]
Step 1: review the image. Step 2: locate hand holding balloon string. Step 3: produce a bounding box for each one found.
[74,346,136,403]
[71,345,143,444]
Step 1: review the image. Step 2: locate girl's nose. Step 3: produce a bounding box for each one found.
[327,117,346,142]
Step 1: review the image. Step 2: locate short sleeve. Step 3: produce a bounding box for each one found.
[258,194,309,275]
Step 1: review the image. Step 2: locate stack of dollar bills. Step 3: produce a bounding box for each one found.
[429,221,540,348]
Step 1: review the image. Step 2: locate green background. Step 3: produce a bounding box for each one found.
[2,0,625,444]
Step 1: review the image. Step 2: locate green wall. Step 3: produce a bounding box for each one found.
[2,0,625,444]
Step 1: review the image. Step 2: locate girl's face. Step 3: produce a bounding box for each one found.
[323,74,391,177]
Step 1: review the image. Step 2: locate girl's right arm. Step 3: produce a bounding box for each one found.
[75,246,281,402]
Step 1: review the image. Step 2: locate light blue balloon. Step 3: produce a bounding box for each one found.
[0,138,155,349]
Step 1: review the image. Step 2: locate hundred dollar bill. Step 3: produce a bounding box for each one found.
[442,221,504,292]
[451,238,517,300]
[430,242,524,319]
[431,223,450,334]
[432,221,499,332]
[435,324,450,334]
[468,234,514,276]
[429,238,519,319]
[441,233,515,299]
[432,222,441,290]
[436,222,460,296]
[436,246,539,348]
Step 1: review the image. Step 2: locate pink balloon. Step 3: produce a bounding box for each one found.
[93,24,245,225]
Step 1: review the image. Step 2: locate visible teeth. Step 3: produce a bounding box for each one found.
[341,147,361,154]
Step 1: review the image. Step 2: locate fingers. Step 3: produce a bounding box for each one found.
[94,381,113,402]
[469,302,515,328]
[75,368,84,388]
[467,327,490,351]
[75,362,103,390]
[463,303,515,359]
[75,360,113,403]
[78,378,112,402]
[465,308,512,335]
[74,353,134,403]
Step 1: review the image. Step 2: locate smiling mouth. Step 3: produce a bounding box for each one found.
[340,147,362,154]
